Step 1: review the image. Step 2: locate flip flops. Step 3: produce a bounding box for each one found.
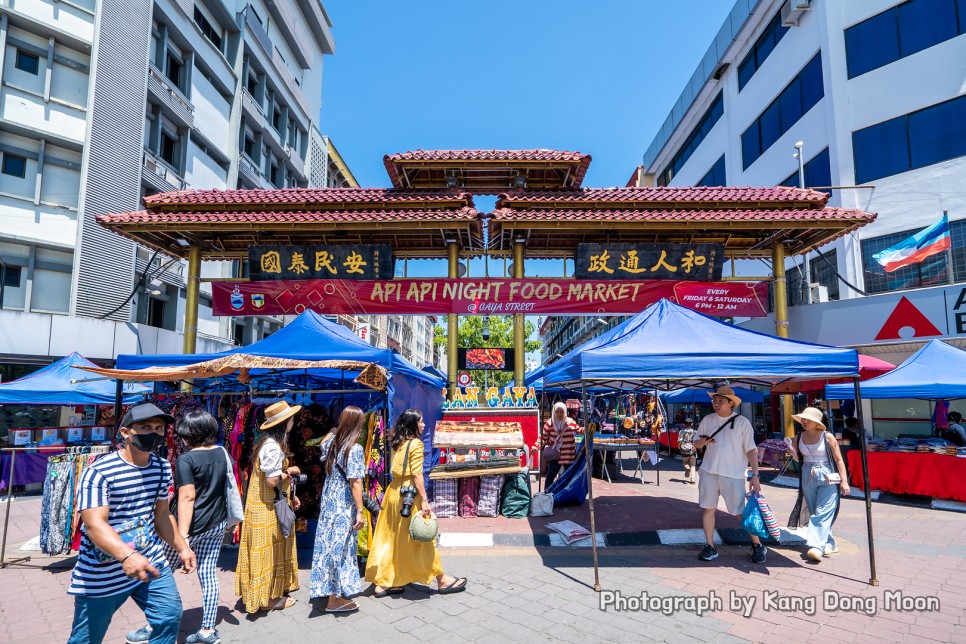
[438,577,467,595]
[325,600,359,613]
[372,586,405,598]
[268,596,297,611]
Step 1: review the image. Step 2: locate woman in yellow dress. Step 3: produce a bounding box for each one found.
[235,401,302,612]
[365,409,467,597]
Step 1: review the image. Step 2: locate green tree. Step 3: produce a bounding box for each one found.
[433,315,541,391]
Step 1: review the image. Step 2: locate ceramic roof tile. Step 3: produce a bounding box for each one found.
[142,188,473,208]
[495,186,829,205]
[488,207,875,223]
[99,207,481,225]
[384,149,590,163]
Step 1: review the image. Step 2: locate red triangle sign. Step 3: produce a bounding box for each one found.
[874,295,943,341]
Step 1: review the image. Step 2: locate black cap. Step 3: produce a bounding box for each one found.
[121,403,175,428]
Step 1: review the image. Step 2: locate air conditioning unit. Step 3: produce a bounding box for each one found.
[809,283,829,303]
[781,0,811,26]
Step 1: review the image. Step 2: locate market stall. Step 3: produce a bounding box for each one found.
[542,298,871,590]
[658,386,764,450]
[825,340,966,502]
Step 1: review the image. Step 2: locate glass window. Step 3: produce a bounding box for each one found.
[960,0,966,32]
[810,248,840,301]
[1,153,27,178]
[194,6,223,52]
[781,147,832,196]
[2,265,22,288]
[908,94,966,169]
[696,156,726,187]
[165,51,183,91]
[15,50,40,75]
[738,13,789,92]
[741,123,760,171]
[737,56,755,90]
[845,9,899,78]
[852,116,909,184]
[759,101,782,152]
[862,228,949,294]
[658,93,724,185]
[799,54,824,114]
[898,0,957,58]
[160,130,179,167]
[778,80,802,133]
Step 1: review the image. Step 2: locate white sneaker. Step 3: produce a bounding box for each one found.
[807,547,823,562]
[823,544,839,557]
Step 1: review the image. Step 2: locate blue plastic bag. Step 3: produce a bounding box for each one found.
[741,493,769,540]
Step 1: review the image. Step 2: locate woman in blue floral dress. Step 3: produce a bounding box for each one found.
[310,406,366,612]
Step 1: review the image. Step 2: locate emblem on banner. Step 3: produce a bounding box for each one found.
[251,294,265,309]
[230,286,244,310]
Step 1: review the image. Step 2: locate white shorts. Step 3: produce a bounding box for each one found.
[698,472,747,515]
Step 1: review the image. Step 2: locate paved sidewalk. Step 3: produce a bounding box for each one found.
[2,457,965,643]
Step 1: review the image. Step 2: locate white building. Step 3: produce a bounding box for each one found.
[637,0,966,354]
[0,0,335,377]
[637,0,966,435]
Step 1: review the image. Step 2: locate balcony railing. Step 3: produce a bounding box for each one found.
[241,88,266,128]
[143,150,187,192]
[238,153,263,187]
[147,65,194,129]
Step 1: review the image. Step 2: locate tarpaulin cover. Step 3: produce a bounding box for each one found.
[661,386,765,404]
[826,339,966,400]
[545,446,588,506]
[543,299,859,389]
[0,352,149,405]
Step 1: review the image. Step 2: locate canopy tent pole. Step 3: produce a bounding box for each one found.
[583,381,601,592]
[854,376,878,586]
[113,379,123,435]
[447,241,459,400]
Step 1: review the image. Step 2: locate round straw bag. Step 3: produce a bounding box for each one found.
[409,512,439,543]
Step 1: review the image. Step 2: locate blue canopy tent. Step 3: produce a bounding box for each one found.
[423,364,446,380]
[115,311,444,481]
[540,299,875,590]
[0,352,149,405]
[825,339,966,400]
[661,386,765,404]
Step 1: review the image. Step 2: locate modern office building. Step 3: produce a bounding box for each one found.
[0,0,336,380]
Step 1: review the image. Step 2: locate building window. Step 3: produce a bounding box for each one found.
[269,162,280,186]
[696,155,726,187]
[809,248,840,301]
[657,92,724,186]
[781,147,832,195]
[15,50,40,75]
[243,132,255,159]
[737,12,789,91]
[246,68,258,96]
[288,120,297,147]
[272,107,282,131]
[741,53,823,170]
[165,51,184,91]
[147,297,166,328]
[193,6,223,52]
[852,94,966,184]
[861,225,959,294]
[2,265,22,288]
[159,130,179,167]
[1,153,27,179]
[845,0,963,79]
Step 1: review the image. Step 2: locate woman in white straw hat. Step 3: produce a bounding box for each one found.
[786,406,850,563]
[235,401,303,612]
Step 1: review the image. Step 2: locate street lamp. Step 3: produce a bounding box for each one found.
[793,140,811,304]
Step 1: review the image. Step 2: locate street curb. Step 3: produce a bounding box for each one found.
[438,527,807,549]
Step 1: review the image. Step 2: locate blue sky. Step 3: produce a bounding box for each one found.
[319,1,736,190]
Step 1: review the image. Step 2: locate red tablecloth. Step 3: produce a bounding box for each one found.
[658,430,680,450]
[847,450,966,503]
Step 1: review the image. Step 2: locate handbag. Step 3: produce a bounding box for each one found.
[222,447,244,528]
[409,511,439,542]
[531,492,554,517]
[541,426,566,462]
[754,492,781,539]
[275,486,296,539]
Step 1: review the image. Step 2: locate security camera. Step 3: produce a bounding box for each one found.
[482,327,490,341]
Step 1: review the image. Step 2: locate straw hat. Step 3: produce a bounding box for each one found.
[708,386,742,407]
[792,407,826,430]
[260,400,303,430]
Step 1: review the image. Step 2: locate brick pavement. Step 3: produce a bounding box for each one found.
[2,458,965,643]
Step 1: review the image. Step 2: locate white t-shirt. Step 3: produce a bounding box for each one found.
[697,412,756,480]
[258,439,284,477]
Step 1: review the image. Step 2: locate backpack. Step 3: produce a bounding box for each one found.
[678,428,696,456]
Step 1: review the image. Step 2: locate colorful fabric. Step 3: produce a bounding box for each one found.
[310,441,365,598]
[234,454,299,613]
[755,493,781,539]
[874,213,951,272]
[458,477,480,518]
[433,479,458,518]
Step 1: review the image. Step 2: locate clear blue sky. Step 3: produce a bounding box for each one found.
[319,1,736,189]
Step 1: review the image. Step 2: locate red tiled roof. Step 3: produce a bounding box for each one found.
[384,149,590,163]
[99,207,481,225]
[142,188,473,208]
[496,186,830,206]
[488,207,874,223]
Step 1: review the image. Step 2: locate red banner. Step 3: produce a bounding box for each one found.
[212,279,770,317]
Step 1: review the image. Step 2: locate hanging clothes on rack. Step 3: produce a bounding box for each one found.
[40,446,109,555]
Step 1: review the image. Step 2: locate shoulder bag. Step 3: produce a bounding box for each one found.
[222,446,244,528]
[696,415,737,460]
[541,425,566,462]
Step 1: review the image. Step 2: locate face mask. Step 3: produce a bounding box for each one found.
[128,432,164,452]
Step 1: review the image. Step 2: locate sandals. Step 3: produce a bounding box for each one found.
[325,600,359,613]
[268,596,297,611]
[437,577,467,595]
[373,586,405,598]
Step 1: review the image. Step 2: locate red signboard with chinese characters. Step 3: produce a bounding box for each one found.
[212,278,769,317]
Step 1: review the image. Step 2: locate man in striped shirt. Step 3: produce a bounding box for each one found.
[67,403,196,644]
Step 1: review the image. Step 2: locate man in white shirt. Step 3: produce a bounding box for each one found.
[694,386,765,564]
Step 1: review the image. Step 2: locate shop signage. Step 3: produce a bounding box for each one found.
[442,386,538,409]
[575,243,723,281]
[248,244,393,281]
[212,278,769,317]
[458,348,515,371]
[356,323,371,342]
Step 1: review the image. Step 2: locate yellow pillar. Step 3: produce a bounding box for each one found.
[772,242,795,438]
[447,241,459,400]
[513,240,525,388]
[183,244,201,354]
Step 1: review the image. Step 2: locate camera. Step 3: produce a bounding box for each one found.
[362,494,381,516]
[398,485,418,517]
[292,473,307,485]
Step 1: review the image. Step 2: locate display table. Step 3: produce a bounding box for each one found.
[0,448,64,491]
[657,430,680,451]
[757,439,789,470]
[848,451,966,503]
[593,441,659,485]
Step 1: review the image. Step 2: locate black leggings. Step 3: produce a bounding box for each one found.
[545,461,566,488]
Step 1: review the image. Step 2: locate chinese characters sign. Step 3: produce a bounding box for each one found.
[248,245,393,281]
[575,244,723,281]
[212,278,769,317]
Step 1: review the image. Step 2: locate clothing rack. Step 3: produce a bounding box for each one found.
[1,445,109,568]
